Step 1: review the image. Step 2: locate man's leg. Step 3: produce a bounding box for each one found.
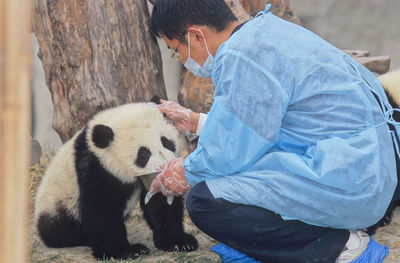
[186,181,349,263]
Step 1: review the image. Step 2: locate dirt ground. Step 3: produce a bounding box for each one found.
[29,206,221,263]
[29,157,400,263]
[371,207,400,262]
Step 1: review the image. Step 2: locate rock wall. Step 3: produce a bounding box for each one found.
[290,0,400,69]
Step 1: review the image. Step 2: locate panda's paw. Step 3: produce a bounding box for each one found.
[122,243,150,259]
[154,233,198,252]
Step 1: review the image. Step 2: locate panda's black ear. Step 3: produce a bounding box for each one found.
[92,124,114,149]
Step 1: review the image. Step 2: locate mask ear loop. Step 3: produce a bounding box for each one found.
[187,31,191,58]
[197,30,211,56]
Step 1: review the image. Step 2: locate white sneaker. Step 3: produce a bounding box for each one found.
[336,231,370,263]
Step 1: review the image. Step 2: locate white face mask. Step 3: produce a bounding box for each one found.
[184,30,214,78]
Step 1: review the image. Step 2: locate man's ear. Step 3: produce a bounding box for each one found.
[187,27,205,46]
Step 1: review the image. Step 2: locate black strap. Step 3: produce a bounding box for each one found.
[371,92,400,203]
[230,22,247,37]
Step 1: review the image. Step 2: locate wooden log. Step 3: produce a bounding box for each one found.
[0,0,32,261]
[344,49,370,57]
[33,0,166,142]
[354,55,391,75]
[343,50,390,74]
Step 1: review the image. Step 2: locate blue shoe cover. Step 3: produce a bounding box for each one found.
[210,243,261,263]
[350,237,389,263]
[210,237,388,263]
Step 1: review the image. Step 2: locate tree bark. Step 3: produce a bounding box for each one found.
[240,0,301,25]
[33,0,166,142]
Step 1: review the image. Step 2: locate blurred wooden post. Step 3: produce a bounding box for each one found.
[0,0,32,262]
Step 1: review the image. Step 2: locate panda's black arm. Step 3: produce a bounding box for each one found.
[75,140,149,259]
[139,183,198,252]
[140,190,185,234]
[81,208,128,257]
[78,174,133,256]
[79,188,149,259]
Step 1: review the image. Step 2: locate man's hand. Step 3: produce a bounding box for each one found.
[145,157,191,205]
[157,100,193,135]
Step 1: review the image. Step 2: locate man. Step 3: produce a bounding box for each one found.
[146,0,399,262]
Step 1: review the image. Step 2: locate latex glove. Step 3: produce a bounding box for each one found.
[145,157,191,205]
[157,99,192,136]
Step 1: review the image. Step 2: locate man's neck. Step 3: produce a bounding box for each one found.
[208,21,241,56]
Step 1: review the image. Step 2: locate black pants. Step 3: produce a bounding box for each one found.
[186,181,349,263]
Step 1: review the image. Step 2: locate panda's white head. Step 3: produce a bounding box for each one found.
[86,103,188,184]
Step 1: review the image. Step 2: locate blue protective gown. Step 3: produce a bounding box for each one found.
[183,10,399,230]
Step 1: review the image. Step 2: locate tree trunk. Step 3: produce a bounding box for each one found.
[33,0,166,142]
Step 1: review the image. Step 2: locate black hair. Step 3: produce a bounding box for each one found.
[150,0,238,42]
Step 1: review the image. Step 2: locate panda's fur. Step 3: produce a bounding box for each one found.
[366,69,400,235]
[380,69,400,122]
[34,102,198,260]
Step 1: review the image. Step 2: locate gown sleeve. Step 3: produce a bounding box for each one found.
[184,48,290,186]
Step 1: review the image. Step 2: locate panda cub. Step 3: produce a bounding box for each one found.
[34,101,198,260]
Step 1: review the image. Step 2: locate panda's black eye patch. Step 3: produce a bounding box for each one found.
[135,147,152,168]
[161,136,176,152]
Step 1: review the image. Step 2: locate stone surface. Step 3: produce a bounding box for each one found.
[30,139,42,166]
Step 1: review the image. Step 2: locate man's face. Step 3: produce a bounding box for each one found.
[162,35,187,64]
[162,29,209,66]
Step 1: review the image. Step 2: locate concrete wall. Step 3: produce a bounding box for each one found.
[290,0,400,69]
[157,38,183,101]
[31,35,62,150]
